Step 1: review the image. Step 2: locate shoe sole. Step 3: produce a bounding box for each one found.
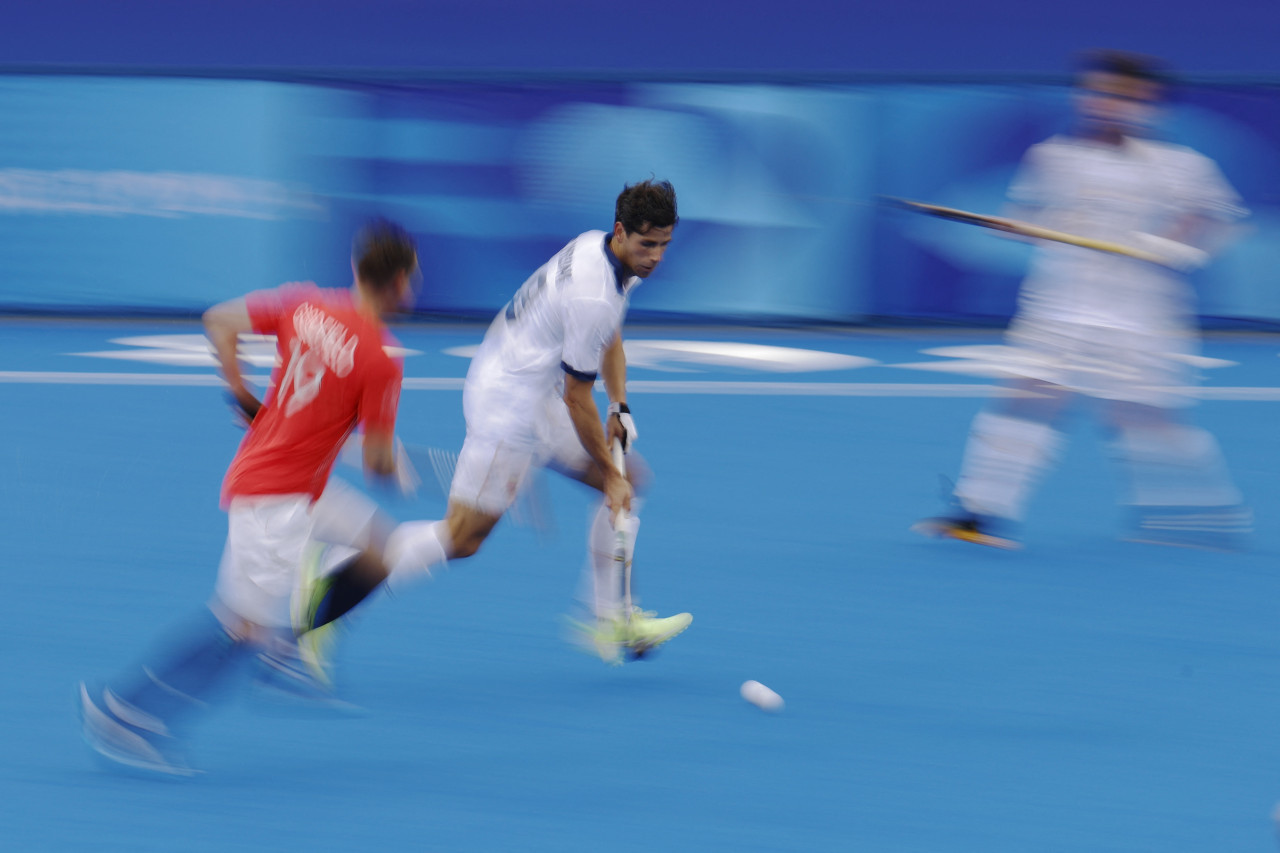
[911,520,1021,550]
[78,683,201,778]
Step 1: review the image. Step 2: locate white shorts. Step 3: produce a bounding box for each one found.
[1004,319,1198,409]
[451,391,590,515]
[310,477,383,549]
[214,494,314,629]
[213,479,383,628]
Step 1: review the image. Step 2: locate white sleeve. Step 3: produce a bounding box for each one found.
[559,296,617,381]
[1006,142,1054,212]
[1172,149,1248,222]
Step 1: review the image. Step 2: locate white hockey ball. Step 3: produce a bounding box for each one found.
[740,680,784,712]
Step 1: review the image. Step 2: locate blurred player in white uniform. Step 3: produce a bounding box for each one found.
[302,180,692,663]
[915,51,1250,549]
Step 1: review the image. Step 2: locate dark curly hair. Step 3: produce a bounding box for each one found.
[1076,49,1170,87]
[615,180,679,235]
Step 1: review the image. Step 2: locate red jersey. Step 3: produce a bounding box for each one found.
[221,282,402,504]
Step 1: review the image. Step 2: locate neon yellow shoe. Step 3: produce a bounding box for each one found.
[291,543,343,688]
[622,609,693,659]
[567,607,693,664]
[296,623,338,688]
[563,614,626,666]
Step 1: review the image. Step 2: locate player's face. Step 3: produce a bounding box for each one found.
[612,222,674,278]
[1075,71,1162,139]
[398,257,421,308]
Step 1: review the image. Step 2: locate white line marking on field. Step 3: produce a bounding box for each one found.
[442,341,879,374]
[1,371,1277,399]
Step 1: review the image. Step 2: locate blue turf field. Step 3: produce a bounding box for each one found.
[4,319,1280,852]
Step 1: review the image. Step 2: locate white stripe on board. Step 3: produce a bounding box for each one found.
[627,380,1012,396]
[1,370,1279,400]
[0,371,238,385]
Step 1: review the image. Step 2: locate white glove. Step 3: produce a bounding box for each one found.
[1128,232,1210,272]
[608,401,638,452]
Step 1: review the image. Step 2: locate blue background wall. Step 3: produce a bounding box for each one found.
[5,0,1277,78]
[1,1,1276,324]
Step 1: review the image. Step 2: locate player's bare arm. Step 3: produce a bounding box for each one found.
[600,333,632,448]
[203,297,260,417]
[361,426,397,479]
[563,372,631,514]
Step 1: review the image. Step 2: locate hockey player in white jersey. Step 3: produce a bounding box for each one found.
[301,180,691,664]
[915,50,1251,549]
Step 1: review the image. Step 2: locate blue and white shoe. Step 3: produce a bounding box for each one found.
[78,682,200,778]
[1125,504,1253,551]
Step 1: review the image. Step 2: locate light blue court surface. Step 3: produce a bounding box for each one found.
[5,319,1280,852]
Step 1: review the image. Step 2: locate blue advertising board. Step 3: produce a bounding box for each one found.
[0,75,1275,326]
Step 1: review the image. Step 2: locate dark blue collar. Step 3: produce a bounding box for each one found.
[602,234,630,295]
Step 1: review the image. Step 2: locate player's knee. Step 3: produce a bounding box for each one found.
[450,533,485,559]
[445,502,500,559]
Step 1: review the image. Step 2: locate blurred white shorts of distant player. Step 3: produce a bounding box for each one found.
[1005,319,1198,408]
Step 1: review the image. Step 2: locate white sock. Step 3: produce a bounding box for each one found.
[1112,424,1243,507]
[583,499,640,621]
[385,520,451,590]
[954,411,1063,521]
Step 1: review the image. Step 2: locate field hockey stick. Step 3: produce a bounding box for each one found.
[224,390,262,428]
[882,196,1170,264]
[611,437,633,626]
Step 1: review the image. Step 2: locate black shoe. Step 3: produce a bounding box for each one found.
[911,513,1021,550]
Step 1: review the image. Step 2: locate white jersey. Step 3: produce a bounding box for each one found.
[464,230,638,443]
[1008,135,1246,335]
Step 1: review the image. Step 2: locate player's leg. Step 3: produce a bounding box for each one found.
[79,617,242,777]
[543,404,690,661]
[542,395,641,623]
[1104,399,1250,548]
[81,496,309,774]
[294,477,400,635]
[300,435,528,631]
[577,464,644,625]
[79,609,247,776]
[916,374,1071,548]
[1096,331,1250,548]
[917,323,1084,547]
[376,362,543,584]
[259,478,394,695]
[955,379,1070,517]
